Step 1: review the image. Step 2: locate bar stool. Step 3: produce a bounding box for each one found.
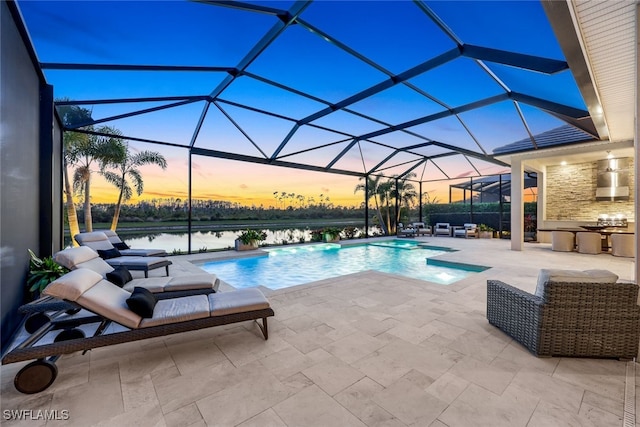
[611,234,634,258]
[576,232,601,254]
[551,231,575,252]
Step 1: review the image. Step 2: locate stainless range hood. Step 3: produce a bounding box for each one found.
[596,158,630,201]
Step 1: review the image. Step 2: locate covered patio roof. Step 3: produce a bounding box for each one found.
[449,173,538,200]
[14,0,610,182]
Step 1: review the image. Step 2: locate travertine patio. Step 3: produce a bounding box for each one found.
[1,237,637,427]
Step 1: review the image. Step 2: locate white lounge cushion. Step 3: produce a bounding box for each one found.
[43,268,103,302]
[100,230,167,257]
[139,295,209,328]
[165,274,219,292]
[534,269,619,298]
[77,280,143,329]
[54,246,115,276]
[102,230,124,244]
[208,288,270,316]
[54,246,99,267]
[105,256,168,268]
[74,232,115,251]
[124,277,172,293]
[123,274,218,293]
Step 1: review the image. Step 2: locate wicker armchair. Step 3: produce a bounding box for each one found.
[487,274,640,359]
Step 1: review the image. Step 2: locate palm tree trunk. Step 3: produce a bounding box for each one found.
[385,195,392,234]
[63,164,80,245]
[83,179,93,232]
[110,186,124,231]
[373,194,387,234]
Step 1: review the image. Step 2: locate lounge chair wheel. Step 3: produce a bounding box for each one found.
[54,328,85,342]
[14,360,58,394]
[24,313,51,334]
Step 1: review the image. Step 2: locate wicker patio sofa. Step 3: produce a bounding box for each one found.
[487,269,640,359]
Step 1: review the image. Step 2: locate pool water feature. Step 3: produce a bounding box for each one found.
[199,240,489,290]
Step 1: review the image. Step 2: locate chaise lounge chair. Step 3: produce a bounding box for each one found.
[20,246,220,333]
[74,232,171,277]
[4,268,274,394]
[100,230,168,257]
[54,246,219,296]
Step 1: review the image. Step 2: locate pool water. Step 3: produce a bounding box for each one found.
[199,241,488,290]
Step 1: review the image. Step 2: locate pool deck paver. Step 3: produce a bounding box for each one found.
[0,236,637,426]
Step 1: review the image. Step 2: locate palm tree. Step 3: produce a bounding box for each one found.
[377,180,394,234]
[101,144,167,230]
[392,173,418,227]
[57,102,93,244]
[355,175,388,234]
[71,126,126,232]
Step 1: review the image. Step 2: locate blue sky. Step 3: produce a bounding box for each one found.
[17,0,586,204]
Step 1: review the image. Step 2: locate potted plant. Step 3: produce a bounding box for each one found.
[478,224,494,239]
[322,226,342,243]
[524,214,537,242]
[27,249,68,298]
[235,229,267,251]
[310,229,324,242]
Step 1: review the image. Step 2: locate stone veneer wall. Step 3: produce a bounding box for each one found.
[545,157,635,221]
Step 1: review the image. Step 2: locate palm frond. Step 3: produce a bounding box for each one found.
[128,168,144,195]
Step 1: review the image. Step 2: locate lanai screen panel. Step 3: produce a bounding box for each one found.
[18,0,595,182]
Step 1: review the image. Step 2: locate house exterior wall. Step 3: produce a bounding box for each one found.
[545,158,635,221]
[0,2,61,351]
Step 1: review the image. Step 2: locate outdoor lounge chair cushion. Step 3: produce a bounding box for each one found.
[139,295,210,328]
[101,230,168,257]
[534,268,619,299]
[75,232,116,251]
[44,269,270,330]
[54,246,114,276]
[126,287,158,318]
[208,289,270,316]
[44,269,143,329]
[54,247,220,293]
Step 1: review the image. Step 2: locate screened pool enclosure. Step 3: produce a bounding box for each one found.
[15,0,600,252]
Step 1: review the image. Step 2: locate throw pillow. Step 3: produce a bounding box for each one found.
[106,266,133,288]
[113,242,130,250]
[126,287,157,318]
[97,248,121,260]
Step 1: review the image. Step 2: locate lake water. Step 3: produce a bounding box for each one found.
[66,226,377,253]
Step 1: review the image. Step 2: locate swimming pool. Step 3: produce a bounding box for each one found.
[199,240,489,290]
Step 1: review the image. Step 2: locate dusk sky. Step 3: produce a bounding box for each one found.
[18,0,583,207]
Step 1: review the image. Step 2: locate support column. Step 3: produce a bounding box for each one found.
[364,177,369,238]
[635,4,639,282]
[510,159,524,251]
[419,181,423,223]
[469,177,474,222]
[536,170,545,230]
[188,149,192,254]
